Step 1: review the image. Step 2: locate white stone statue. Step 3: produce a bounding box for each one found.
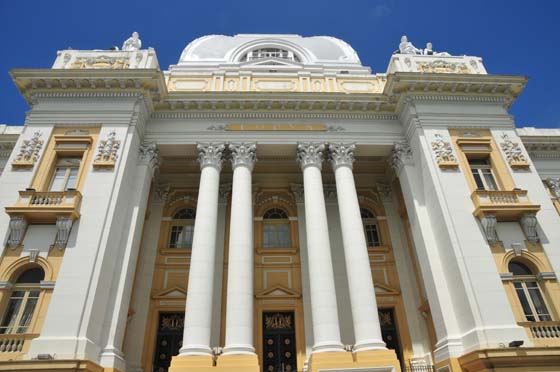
[423,42,451,57]
[399,35,421,55]
[122,32,142,51]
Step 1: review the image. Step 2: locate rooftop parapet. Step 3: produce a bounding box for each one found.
[52,32,159,70]
[387,35,487,75]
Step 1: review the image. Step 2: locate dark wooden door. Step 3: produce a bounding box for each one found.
[153,312,184,372]
[262,311,297,372]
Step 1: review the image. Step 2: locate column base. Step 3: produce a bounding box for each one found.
[308,349,401,372]
[169,355,214,372]
[169,353,260,372]
[216,353,260,372]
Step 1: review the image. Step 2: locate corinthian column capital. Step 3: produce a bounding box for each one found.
[297,142,325,170]
[329,142,356,170]
[197,142,225,171]
[229,142,257,170]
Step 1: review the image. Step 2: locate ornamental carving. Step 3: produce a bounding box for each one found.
[160,313,184,331]
[55,217,74,250]
[7,216,27,249]
[230,142,257,170]
[389,141,413,173]
[417,60,469,74]
[296,142,325,170]
[500,133,529,169]
[329,143,355,170]
[197,142,225,171]
[139,141,159,169]
[431,134,458,169]
[521,213,539,244]
[545,178,560,198]
[480,214,498,245]
[265,313,293,330]
[93,131,120,169]
[12,131,43,168]
[70,56,130,69]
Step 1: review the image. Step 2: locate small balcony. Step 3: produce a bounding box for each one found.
[471,189,540,221]
[519,321,560,346]
[5,190,82,223]
[0,333,38,359]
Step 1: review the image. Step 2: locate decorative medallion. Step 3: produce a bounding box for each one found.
[431,134,458,169]
[417,60,470,74]
[93,131,121,169]
[12,131,43,169]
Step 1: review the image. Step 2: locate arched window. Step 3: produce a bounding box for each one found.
[509,260,552,322]
[262,208,291,248]
[361,208,380,247]
[0,267,44,334]
[168,208,196,249]
[241,48,300,62]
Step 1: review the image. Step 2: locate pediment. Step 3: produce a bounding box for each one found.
[255,285,301,299]
[374,283,400,296]
[152,286,187,299]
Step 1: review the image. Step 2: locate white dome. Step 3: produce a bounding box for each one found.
[176,34,368,72]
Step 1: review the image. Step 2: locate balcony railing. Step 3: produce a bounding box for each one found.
[0,333,38,354]
[519,321,560,339]
[405,365,435,372]
[471,189,540,221]
[5,190,82,223]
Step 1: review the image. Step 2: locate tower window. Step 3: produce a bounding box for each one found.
[241,48,300,62]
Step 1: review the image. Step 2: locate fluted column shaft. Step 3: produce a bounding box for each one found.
[297,143,344,353]
[180,143,225,356]
[330,143,386,351]
[223,143,257,355]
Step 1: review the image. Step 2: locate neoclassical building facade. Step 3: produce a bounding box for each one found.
[0,33,559,372]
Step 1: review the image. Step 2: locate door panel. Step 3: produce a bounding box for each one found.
[262,311,297,372]
[153,312,184,372]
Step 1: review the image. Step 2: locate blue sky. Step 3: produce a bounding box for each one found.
[0,0,558,128]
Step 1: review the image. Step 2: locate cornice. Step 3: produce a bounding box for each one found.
[9,68,166,110]
[385,72,527,109]
[151,111,398,120]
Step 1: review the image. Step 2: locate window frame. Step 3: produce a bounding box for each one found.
[468,158,499,191]
[509,261,553,322]
[48,156,82,192]
[360,207,381,248]
[261,208,292,249]
[167,208,196,249]
[0,267,44,335]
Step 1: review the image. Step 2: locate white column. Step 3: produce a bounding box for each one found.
[179,143,225,356]
[297,142,344,353]
[223,143,257,355]
[329,143,386,352]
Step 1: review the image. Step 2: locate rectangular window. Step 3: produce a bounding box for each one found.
[468,158,498,191]
[169,225,194,248]
[364,223,380,247]
[49,157,81,191]
[263,223,291,248]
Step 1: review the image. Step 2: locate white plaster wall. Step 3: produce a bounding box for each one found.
[25,97,150,362]
[211,198,227,348]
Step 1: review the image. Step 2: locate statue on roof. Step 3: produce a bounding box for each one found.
[396,36,452,56]
[423,42,451,57]
[399,35,421,54]
[122,32,142,51]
